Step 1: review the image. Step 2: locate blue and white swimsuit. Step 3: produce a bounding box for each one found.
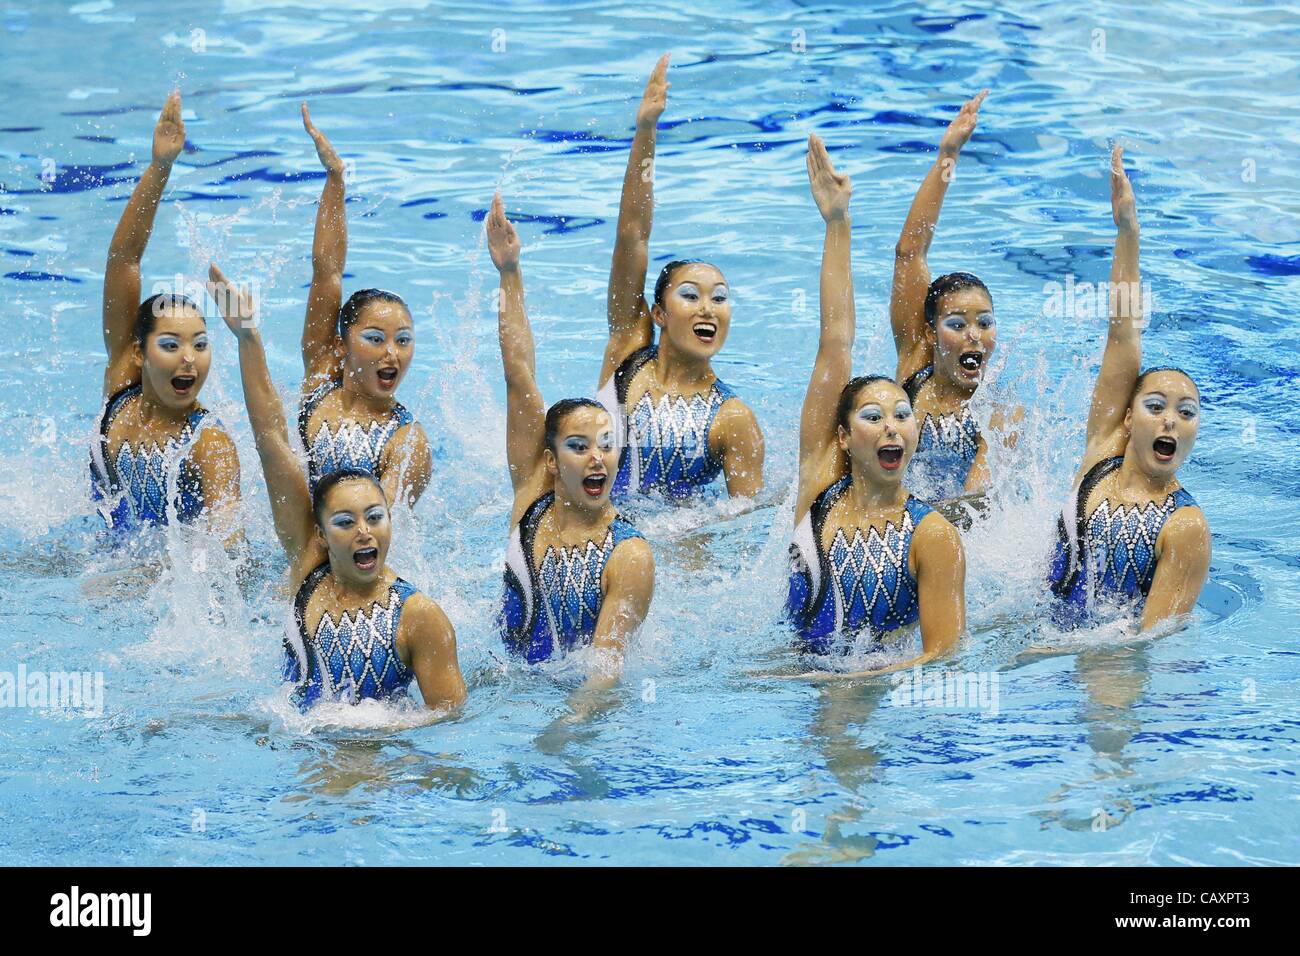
[902,365,980,502]
[500,491,645,663]
[786,475,933,655]
[1047,456,1199,627]
[286,562,416,709]
[298,379,414,490]
[90,383,217,530]
[598,344,738,502]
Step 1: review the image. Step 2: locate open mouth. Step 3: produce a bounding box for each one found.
[877,445,904,471]
[353,547,379,571]
[1153,436,1177,462]
[692,322,717,345]
[170,375,196,394]
[376,368,399,390]
[582,473,607,498]
[958,351,984,374]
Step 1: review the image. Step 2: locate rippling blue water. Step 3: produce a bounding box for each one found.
[1,0,1297,865]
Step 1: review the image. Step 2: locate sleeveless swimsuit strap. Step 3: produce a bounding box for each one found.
[797,474,854,633]
[288,561,333,687]
[901,364,933,403]
[1051,456,1124,598]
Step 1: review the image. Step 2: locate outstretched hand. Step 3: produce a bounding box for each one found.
[1110,144,1137,231]
[938,89,988,158]
[301,103,345,177]
[206,263,258,338]
[152,90,186,166]
[485,192,521,272]
[806,134,851,222]
[636,53,670,129]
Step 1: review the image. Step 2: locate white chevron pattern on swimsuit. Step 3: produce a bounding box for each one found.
[629,388,722,476]
[310,416,400,474]
[918,406,979,460]
[1083,495,1179,592]
[110,429,193,517]
[311,587,403,700]
[538,531,615,638]
[826,509,915,629]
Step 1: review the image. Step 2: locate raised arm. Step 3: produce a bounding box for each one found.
[890,90,986,381]
[300,103,347,387]
[797,135,854,511]
[601,53,669,384]
[207,263,316,565]
[486,194,547,492]
[1082,145,1142,462]
[102,90,186,393]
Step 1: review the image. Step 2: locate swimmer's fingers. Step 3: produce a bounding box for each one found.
[485,193,520,271]
[152,89,186,165]
[206,262,258,335]
[1110,144,1137,228]
[636,53,671,127]
[938,88,987,157]
[301,102,344,175]
[806,134,851,220]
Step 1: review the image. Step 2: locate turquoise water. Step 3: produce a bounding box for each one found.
[1,0,1297,865]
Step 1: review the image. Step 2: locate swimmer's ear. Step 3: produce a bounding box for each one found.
[650,301,667,330]
[1122,405,1133,433]
[543,447,558,477]
[836,424,849,451]
[131,338,145,369]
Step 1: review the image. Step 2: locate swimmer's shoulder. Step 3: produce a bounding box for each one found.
[909,503,964,571]
[601,532,654,594]
[398,588,455,652]
[709,392,761,445]
[1158,498,1210,556]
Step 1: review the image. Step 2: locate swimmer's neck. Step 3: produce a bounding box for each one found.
[653,335,716,392]
[549,487,615,537]
[921,368,978,406]
[339,371,397,414]
[137,381,198,425]
[846,462,910,514]
[326,566,391,605]
[1115,452,1180,500]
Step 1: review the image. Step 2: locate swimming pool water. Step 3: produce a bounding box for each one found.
[0,0,1297,865]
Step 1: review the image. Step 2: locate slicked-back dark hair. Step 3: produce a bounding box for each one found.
[311,467,387,528]
[652,258,721,308]
[1129,366,1199,407]
[544,398,608,454]
[924,272,992,328]
[135,293,203,347]
[338,288,409,343]
[835,375,903,432]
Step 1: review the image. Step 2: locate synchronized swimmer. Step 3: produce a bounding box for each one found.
[85,68,1212,711]
[90,92,241,546]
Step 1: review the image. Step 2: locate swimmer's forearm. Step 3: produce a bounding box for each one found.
[895,155,952,262]
[819,216,854,351]
[496,265,536,383]
[236,330,291,452]
[617,115,657,243]
[311,167,346,279]
[107,159,172,266]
